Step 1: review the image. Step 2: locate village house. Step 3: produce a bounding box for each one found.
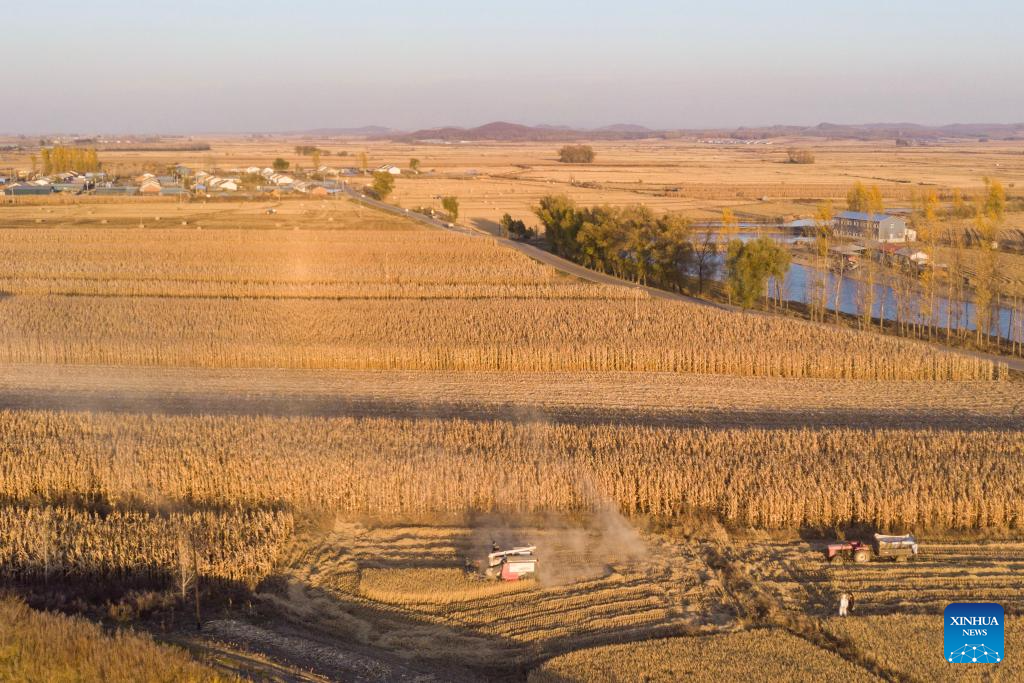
[4,183,54,196]
[375,164,401,175]
[93,185,139,196]
[139,177,162,194]
[832,211,914,243]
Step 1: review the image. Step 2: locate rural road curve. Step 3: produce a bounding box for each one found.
[341,185,726,309]
[343,185,1024,373]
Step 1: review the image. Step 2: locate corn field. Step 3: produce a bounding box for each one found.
[0,505,293,586]
[2,410,1021,532]
[0,597,234,682]
[360,568,534,604]
[0,227,615,299]
[0,295,1000,380]
[0,224,1002,380]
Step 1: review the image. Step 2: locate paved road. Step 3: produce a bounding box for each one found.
[343,185,1024,373]
[342,185,726,309]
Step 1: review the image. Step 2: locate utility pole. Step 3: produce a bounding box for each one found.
[192,541,202,631]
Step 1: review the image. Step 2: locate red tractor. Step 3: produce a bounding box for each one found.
[827,534,919,565]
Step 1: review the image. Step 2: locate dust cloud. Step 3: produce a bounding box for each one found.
[469,505,649,587]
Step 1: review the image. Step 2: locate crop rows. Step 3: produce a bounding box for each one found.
[0,505,293,586]
[0,597,232,682]
[3,410,1022,531]
[825,543,1024,614]
[826,615,1022,682]
[0,221,1003,379]
[0,295,999,380]
[0,228,602,297]
[360,568,534,605]
[528,630,876,682]
[277,524,707,664]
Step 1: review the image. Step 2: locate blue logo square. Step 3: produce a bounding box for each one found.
[945,603,1004,663]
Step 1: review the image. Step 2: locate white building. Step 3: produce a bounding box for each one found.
[833,211,911,243]
[375,164,401,175]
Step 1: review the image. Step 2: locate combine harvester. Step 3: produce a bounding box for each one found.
[827,534,919,565]
[484,544,538,581]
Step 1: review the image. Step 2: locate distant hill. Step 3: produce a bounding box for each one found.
[400,121,658,142]
[294,121,1024,143]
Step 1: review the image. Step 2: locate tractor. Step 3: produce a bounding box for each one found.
[827,534,919,565]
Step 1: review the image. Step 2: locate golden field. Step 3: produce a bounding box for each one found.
[267,522,712,667]
[0,205,1003,380]
[0,140,1022,680]
[6,137,1024,229]
[2,410,1022,531]
[0,597,233,682]
[528,630,877,682]
[825,615,1022,682]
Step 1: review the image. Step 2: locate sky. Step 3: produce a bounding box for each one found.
[2,0,1021,134]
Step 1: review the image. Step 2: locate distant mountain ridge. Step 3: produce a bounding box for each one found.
[398,121,658,142]
[291,121,1024,142]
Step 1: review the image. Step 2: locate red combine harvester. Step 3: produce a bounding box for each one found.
[827,534,919,565]
[484,545,538,581]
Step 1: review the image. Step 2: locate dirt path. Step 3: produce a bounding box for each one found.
[199,619,457,683]
[2,363,1020,428]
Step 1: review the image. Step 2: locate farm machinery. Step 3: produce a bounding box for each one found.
[827,534,919,565]
[484,544,538,581]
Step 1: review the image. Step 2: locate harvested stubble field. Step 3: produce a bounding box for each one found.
[729,541,1024,617]
[825,615,1023,682]
[527,629,877,683]
[318,138,1024,229]
[264,523,717,668]
[28,136,1015,225]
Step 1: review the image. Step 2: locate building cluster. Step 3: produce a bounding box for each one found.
[788,210,932,272]
[2,160,406,198]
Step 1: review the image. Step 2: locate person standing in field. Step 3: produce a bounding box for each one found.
[838,592,850,617]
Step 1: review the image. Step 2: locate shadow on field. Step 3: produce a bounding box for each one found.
[256,574,696,682]
[470,218,500,236]
[0,386,1017,430]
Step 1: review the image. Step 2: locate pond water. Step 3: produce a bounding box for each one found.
[707,231,1021,343]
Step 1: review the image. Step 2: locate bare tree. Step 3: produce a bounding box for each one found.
[693,228,718,295]
[177,532,195,600]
